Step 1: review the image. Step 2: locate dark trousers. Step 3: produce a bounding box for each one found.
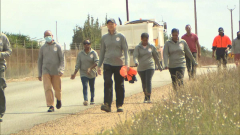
[217,54,227,68]
[103,64,125,107]
[81,77,95,102]
[138,69,155,95]
[186,52,197,79]
[169,67,185,90]
[0,67,6,117]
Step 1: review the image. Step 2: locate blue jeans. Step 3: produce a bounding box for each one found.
[81,77,95,102]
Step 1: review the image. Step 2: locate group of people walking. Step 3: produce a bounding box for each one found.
[0,19,240,122]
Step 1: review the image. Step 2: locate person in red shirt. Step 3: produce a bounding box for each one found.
[181,24,201,79]
[212,27,232,68]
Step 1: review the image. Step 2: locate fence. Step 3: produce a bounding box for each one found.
[5,43,101,80]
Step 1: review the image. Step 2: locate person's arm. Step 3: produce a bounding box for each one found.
[71,53,81,79]
[87,52,99,74]
[196,39,201,58]
[1,35,12,59]
[121,36,129,67]
[225,36,232,52]
[97,37,106,75]
[212,37,217,58]
[163,42,169,69]
[184,42,197,65]
[58,45,65,76]
[152,46,162,71]
[133,46,139,66]
[38,47,43,81]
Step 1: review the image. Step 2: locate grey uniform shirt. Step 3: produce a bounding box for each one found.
[133,42,162,71]
[0,33,12,67]
[232,38,240,54]
[163,38,197,68]
[98,31,129,67]
[75,49,99,78]
[38,41,65,77]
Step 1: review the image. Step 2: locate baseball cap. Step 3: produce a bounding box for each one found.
[218,27,224,32]
[83,40,91,45]
[107,18,116,24]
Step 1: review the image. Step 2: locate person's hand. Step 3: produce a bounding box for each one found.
[97,67,102,75]
[212,54,215,58]
[38,77,42,81]
[225,48,229,52]
[59,72,63,77]
[126,65,130,72]
[87,68,91,75]
[70,74,76,80]
[198,53,201,58]
[135,63,138,67]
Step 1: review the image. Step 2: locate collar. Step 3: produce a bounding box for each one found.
[139,42,150,48]
[219,33,225,37]
[83,48,93,55]
[170,38,179,44]
[186,33,192,36]
[45,40,56,45]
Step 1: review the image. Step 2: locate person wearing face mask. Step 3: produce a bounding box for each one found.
[38,30,65,112]
[133,33,162,103]
[0,33,12,122]
[212,27,232,68]
[70,40,99,106]
[232,31,240,66]
[163,28,197,91]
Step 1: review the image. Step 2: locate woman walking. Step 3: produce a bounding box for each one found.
[133,33,162,103]
[71,40,99,106]
[163,28,197,90]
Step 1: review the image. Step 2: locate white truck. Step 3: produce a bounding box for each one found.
[101,19,167,67]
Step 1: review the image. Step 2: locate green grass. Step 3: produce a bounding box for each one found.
[101,67,240,135]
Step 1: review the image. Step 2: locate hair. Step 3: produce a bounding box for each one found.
[83,39,91,44]
[171,28,179,34]
[141,33,149,39]
[185,24,191,28]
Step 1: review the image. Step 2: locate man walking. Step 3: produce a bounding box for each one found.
[232,31,240,66]
[212,27,232,68]
[181,24,201,79]
[97,18,129,112]
[0,33,12,122]
[38,30,65,112]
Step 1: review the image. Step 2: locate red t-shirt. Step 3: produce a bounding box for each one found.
[181,33,198,53]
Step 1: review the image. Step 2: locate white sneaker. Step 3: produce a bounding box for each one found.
[83,101,88,106]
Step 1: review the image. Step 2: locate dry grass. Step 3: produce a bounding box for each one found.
[102,67,240,135]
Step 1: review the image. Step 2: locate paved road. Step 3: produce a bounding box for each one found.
[0,65,234,134]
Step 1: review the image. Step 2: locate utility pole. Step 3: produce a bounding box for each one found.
[126,0,129,21]
[227,5,236,41]
[194,0,198,35]
[239,0,240,31]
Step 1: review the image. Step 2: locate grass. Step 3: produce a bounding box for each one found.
[101,67,240,135]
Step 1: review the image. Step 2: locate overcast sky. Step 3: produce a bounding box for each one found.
[1,0,239,50]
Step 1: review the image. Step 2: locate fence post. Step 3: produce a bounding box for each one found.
[32,41,34,77]
[24,40,27,78]
[16,39,19,79]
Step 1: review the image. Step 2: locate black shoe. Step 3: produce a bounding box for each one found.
[117,106,123,112]
[90,102,95,105]
[101,103,111,112]
[48,106,54,112]
[56,100,62,109]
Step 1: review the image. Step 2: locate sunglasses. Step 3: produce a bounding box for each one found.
[84,43,91,45]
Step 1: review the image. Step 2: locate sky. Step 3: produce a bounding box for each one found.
[1,0,239,50]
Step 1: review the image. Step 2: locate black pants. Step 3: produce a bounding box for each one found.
[186,52,197,79]
[103,64,124,107]
[138,69,154,95]
[169,67,185,90]
[217,54,227,68]
[0,66,6,117]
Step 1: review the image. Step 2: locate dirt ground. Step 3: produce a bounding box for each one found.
[13,84,172,135]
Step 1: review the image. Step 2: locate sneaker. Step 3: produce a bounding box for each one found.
[117,106,123,112]
[47,106,54,112]
[56,100,62,109]
[101,103,111,112]
[90,102,95,105]
[83,101,88,106]
[144,96,148,103]
[147,100,152,103]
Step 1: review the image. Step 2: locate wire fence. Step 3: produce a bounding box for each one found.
[5,42,101,80]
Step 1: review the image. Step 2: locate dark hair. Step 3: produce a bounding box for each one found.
[171,28,179,34]
[185,24,191,28]
[141,33,149,39]
[83,39,91,45]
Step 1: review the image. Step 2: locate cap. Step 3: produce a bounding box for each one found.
[218,27,224,32]
[83,40,91,45]
[107,18,116,24]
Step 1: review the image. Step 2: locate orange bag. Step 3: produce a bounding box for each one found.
[120,66,137,81]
